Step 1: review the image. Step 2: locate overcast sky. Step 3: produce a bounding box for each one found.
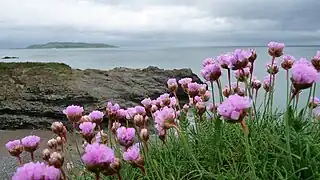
[0,0,319,48]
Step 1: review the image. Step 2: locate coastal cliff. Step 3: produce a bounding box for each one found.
[0,62,203,129]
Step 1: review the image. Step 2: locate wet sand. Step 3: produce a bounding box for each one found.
[0,130,82,179]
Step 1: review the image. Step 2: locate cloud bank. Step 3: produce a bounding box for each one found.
[0,0,319,48]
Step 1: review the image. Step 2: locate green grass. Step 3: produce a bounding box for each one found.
[73,109,320,180]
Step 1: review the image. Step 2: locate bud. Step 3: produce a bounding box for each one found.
[202,90,211,102]
[51,122,64,135]
[251,78,262,90]
[268,42,285,57]
[167,78,178,92]
[309,97,320,109]
[281,55,295,70]
[267,63,279,75]
[111,122,121,135]
[134,114,144,127]
[312,57,320,72]
[140,128,149,142]
[196,102,206,116]
[183,104,189,113]
[223,86,232,98]
[248,49,257,63]
[102,158,121,176]
[56,137,63,146]
[198,84,207,95]
[48,152,64,168]
[79,115,92,123]
[151,105,158,113]
[235,68,250,82]
[143,116,149,125]
[48,139,58,150]
[208,103,216,113]
[42,149,51,161]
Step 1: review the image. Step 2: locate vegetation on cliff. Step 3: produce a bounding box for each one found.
[25,42,118,49]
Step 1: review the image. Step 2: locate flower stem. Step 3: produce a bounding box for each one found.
[267,56,276,115]
[17,155,22,165]
[216,80,224,103]
[310,83,317,118]
[30,152,34,162]
[305,87,313,115]
[95,173,100,180]
[269,74,276,118]
[242,121,256,179]
[210,81,217,118]
[173,92,181,110]
[227,69,232,92]
[60,168,67,180]
[284,73,295,174]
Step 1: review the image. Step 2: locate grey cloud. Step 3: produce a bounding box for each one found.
[0,0,319,48]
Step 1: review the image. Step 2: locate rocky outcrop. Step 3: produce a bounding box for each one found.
[0,62,203,130]
[2,56,19,59]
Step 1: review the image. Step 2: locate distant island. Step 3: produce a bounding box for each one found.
[25,42,118,49]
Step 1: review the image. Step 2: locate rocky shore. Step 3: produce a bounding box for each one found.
[0,62,203,130]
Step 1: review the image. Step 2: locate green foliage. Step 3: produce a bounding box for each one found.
[76,109,320,180]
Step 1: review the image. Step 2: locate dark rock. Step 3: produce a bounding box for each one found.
[1,56,19,59]
[0,62,204,130]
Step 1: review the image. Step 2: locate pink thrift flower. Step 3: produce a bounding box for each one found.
[141,98,152,109]
[281,55,295,70]
[291,60,320,90]
[63,105,84,123]
[251,76,262,90]
[81,143,115,170]
[5,140,22,152]
[217,94,252,121]
[167,78,178,92]
[309,97,320,109]
[187,82,201,97]
[123,143,140,161]
[202,57,215,67]
[135,106,146,116]
[234,67,250,82]
[154,106,176,130]
[170,97,177,107]
[202,90,211,102]
[310,97,320,105]
[5,140,23,157]
[263,75,272,92]
[194,96,202,103]
[159,93,171,107]
[106,102,120,118]
[200,63,222,82]
[230,49,251,70]
[178,77,193,89]
[126,107,137,119]
[21,135,40,152]
[116,127,136,147]
[88,110,104,124]
[217,53,231,69]
[116,109,127,120]
[266,61,279,75]
[12,162,61,180]
[79,122,96,136]
[268,41,285,57]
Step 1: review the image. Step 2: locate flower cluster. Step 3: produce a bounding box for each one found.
[12,162,61,180]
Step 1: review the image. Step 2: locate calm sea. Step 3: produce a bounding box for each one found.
[0,46,319,108]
